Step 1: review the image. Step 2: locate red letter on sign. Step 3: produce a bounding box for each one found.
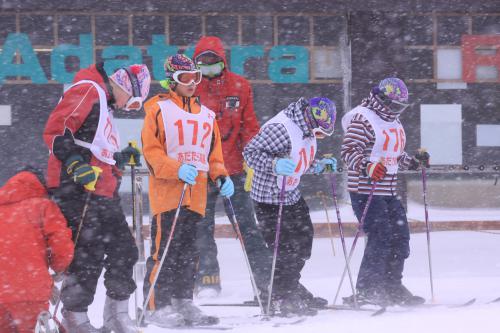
[462,35,500,83]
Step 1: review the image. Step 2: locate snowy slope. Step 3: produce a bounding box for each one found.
[65,230,500,333]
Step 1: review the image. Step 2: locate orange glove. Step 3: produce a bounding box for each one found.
[366,162,387,181]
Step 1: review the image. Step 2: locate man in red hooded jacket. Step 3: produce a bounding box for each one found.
[43,62,150,332]
[192,36,271,298]
[0,167,74,333]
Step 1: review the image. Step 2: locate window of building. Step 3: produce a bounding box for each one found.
[421,104,463,164]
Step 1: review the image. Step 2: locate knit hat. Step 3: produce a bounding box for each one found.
[109,64,151,102]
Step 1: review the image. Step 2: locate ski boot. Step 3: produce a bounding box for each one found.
[144,305,185,328]
[171,298,219,326]
[61,309,101,333]
[297,283,328,309]
[194,275,221,299]
[343,288,392,307]
[387,284,425,307]
[101,297,139,333]
[273,294,318,317]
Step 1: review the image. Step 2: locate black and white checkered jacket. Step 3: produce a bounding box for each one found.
[243,97,318,205]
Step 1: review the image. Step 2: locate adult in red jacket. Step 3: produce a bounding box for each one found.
[0,168,74,333]
[43,62,150,333]
[193,36,271,298]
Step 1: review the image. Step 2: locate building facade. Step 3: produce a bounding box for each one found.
[0,0,499,209]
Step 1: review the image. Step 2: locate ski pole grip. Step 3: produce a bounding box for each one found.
[127,140,140,166]
[323,153,335,173]
[84,166,103,192]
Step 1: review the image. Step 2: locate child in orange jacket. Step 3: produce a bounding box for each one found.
[0,168,74,333]
[141,54,232,328]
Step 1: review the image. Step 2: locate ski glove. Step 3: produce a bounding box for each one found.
[217,176,235,197]
[274,158,296,176]
[65,155,96,186]
[114,145,142,169]
[314,157,337,174]
[366,162,387,181]
[178,164,198,185]
[414,150,430,168]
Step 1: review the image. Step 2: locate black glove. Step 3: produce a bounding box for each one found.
[114,144,141,169]
[65,155,96,186]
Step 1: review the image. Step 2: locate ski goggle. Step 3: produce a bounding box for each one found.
[172,70,202,86]
[123,67,143,111]
[124,96,143,111]
[312,126,333,139]
[376,94,410,114]
[198,62,225,78]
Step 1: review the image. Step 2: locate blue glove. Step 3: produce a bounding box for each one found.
[178,164,198,185]
[314,157,337,174]
[274,158,296,176]
[217,177,234,197]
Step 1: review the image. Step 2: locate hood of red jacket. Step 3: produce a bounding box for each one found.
[193,36,227,66]
[0,171,47,205]
[72,64,111,99]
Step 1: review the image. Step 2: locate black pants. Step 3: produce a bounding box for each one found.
[254,197,314,299]
[196,174,272,294]
[144,208,201,310]
[52,186,138,312]
[350,192,410,294]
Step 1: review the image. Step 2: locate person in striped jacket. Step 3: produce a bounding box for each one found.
[341,78,430,307]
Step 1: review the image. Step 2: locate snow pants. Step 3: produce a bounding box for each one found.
[254,197,314,299]
[144,208,200,310]
[350,192,410,294]
[195,173,272,294]
[0,301,47,333]
[52,188,138,312]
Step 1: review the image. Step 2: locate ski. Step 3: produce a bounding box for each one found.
[140,324,232,331]
[272,317,307,327]
[489,296,500,304]
[371,298,477,316]
[201,302,258,307]
[416,298,476,309]
[327,304,383,314]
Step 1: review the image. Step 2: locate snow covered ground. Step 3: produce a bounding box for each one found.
[65,229,500,333]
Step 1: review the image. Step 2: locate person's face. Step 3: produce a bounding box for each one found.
[111,81,132,109]
[174,81,197,97]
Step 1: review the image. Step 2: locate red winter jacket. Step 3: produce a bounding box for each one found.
[193,36,260,175]
[43,63,122,197]
[0,171,74,303]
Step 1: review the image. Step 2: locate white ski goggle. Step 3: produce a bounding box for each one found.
[123,67,143,111]
[124,96,143,111]
[172,70,202,86]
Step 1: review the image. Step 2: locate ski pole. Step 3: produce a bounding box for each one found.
[35,311,59,333]
[333,181,376,306]
[421,166,435,302]
[265,176,287,318]
[328,172,358,308]
[223,195,265,315]
[126,141,144,326]
[51,167,102,330]
[318,191,336,257]
[139,183,188,325]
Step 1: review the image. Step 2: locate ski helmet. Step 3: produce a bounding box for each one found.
[375,77,409,114]
[305,97,336,137]
[109,64,151,111]
[161,54,202,89]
